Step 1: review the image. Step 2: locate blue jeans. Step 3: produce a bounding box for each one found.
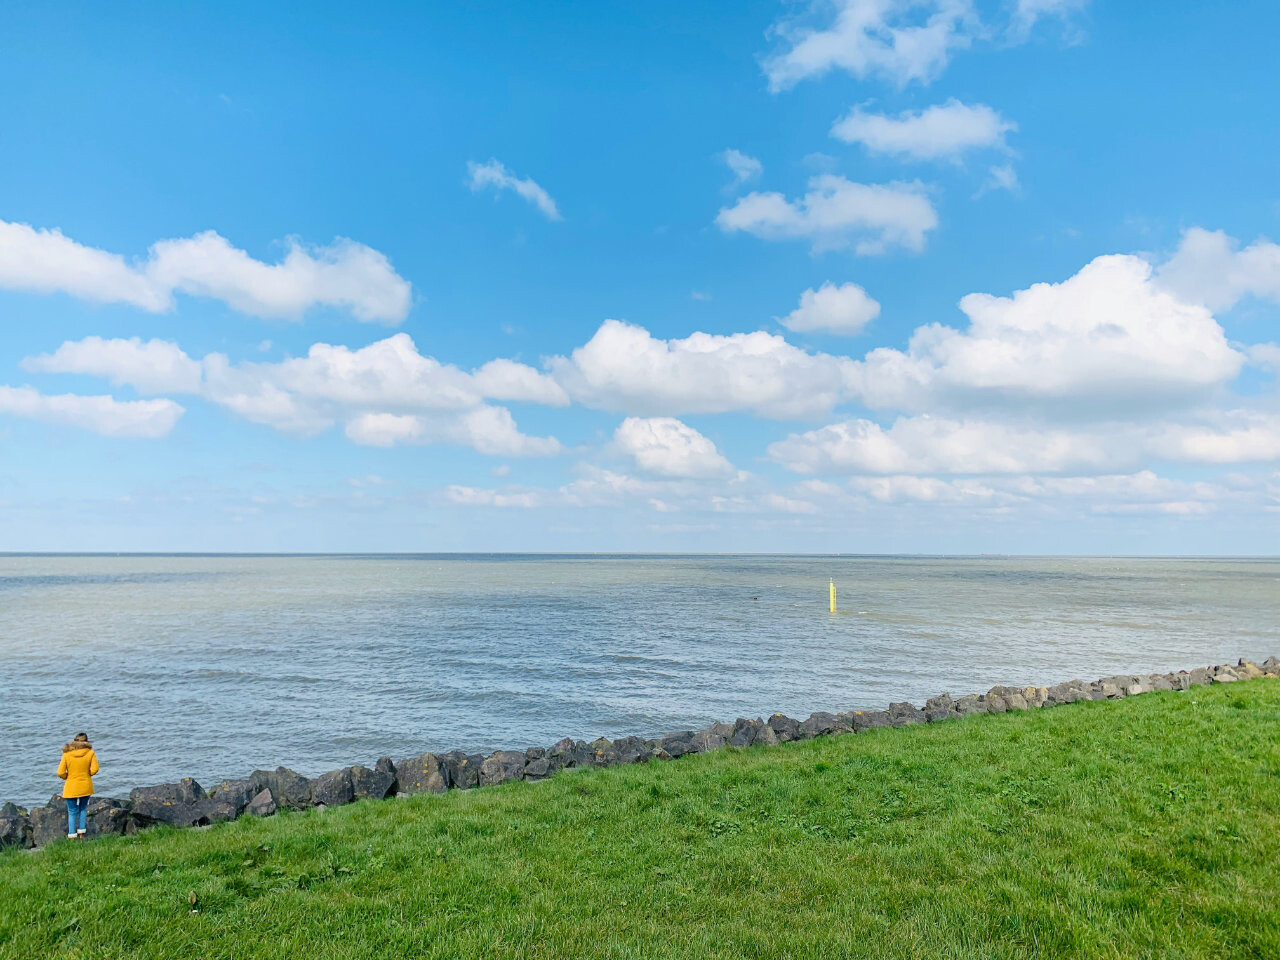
[65,796,89,836]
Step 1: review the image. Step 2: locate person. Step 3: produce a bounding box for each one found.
[57,733,99,839]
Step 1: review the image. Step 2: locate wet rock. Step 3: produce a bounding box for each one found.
[923,694,957,723]
[851,710,892,731]
[396,753,448,795]
[439,751,484,790]
[351,758,397,800]
[767,714,801,741]
[692,722,734,753]
[249,767,312,809]
[658,731,697,758]
[887,702,924,725]
[0,803,29,849]
[480,750,527,786]
[129,779,213,828]
[311,767,355,807]
[613,736,652,764]
[245,788,276,817]
[208,778,256,821]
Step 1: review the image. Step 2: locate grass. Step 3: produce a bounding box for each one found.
[2,680,1279,960]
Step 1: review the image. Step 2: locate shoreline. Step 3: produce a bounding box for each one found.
[3,654,1276,851]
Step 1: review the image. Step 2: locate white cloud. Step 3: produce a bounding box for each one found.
[848,254,1245,411]
[769,416,1121,475]
[1155,227,1280,313]
[23,337,203,394]
[976,163,1020,197]
[716,175,937,254]
[25,333,565,456]
[1011,0,1089,40]
[781,281,881,335]
[721,149,763,187]
[613,417,733,479]
[0,385,184,438]
[467,159,562,221]
[1148,413,1280,465]
[547,319,859,419]
[0,220,411,323]
[764,0,976,91]
[831,99,1014,160]
[445,485,541,508]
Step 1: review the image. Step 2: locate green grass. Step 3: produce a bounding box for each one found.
[3,680,1279,960]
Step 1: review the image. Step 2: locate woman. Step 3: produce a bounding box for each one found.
[57,733,99,839]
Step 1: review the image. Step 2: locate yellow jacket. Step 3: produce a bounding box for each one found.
[57,745,99,799]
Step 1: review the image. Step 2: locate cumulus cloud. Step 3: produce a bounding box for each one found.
[848,254,1245,412]
[547,319,859,419]
[831,99,1014,160]
[467,159,562,221]
[716,175,937,254]
[763,0,976,91]
[720,149,763,187]
[1155,227,1280,313]
[0,385,184,438]
[612,417,734,479]
[781,281,881,335]
[0,220,412,323]
[25,333,564,455]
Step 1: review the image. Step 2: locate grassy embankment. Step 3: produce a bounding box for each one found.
[2,679,1279,959]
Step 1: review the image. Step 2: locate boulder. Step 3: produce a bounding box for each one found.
[480,750,527,786]
[657,731,697,758]
[0,803,29,849]
[208,778,256,821]
[523,757,553,781]
[766,714,801,742]
[1236,660,1264,680]
[1095,680,1121,698]
[129,779,213,828]
[1023,686,1049,708]
[396,753,448,795]
[249,767,312,809]
[440,751,485,790]
[526,746,546,761]
[84,797,130,838]
[887,702,924,725]
[732,717,778,746]
[351,758,397,800]
[954,695,986,717]
[754,723,780,746]
[1262,656,1279,672]
[798,712,849,739]
[692,722,734,753]
[545,738,590,772]
[923,694,958,723]
[245,788,276,817]
[29,797,70,846]
[1169,673,1191,691]
[1004,692,1029,711]
[311,767,355,807]
[1212,672,1239,684]
[1187,666,1212,685]
[983,693,1008,713]
[851,710,892,731]
[613,735,653,764]
[586,738,619,767]
[1148,674,1175,692]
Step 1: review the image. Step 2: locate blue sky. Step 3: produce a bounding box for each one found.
[2,0,1278,552]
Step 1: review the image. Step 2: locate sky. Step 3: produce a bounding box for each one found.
[1,0,1278,553]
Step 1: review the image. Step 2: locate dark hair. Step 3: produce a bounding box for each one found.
[74,732,89,741]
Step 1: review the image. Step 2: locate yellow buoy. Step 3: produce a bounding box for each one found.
[829,578,837,614]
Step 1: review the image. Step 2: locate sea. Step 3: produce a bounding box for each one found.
[1,554,1276,809]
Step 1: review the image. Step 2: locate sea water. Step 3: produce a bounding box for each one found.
[1,553,1276,808]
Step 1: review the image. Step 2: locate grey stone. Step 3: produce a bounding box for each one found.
[249,767,312,809]
[546,738,589,772]
[1212,672,1239,684]
[766,714,801,741]
[129,778,213,828]
[1262,656,1279,671]
[983,693,1008,713]
[692,722,734,753]
[754,723,780,746]
[798,712,848,739]
[523,758,553,781]
[851,710,892,731]
[396,753,448,794]
[351,758,397,800]
[1236,660,1264,679]
[0,803,29,849]
[658,731,697,758]
[1096,680,1121,698]
[208,778,256,821]
[480,750,527,786]
[245,788,276,817]
[1149,674,1175,692]
[586,738,619,767]
[730,718,770,746]
[1023,686,1049,708]
[887,702,924,725]
[440,751,485,789]
[923,694,957,723]
[29,797,69,846]
[525,746,546,761]
[311,767,355,807]
[955,695,986,716]
[612,735,652,764]
[85,797,130,837]
[1004,692,1029,711]
[1170,673,1191,691]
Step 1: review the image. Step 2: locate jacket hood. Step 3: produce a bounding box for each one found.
[63,741,93,753]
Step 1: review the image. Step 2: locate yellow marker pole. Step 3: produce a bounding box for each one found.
[829,579,837,614]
